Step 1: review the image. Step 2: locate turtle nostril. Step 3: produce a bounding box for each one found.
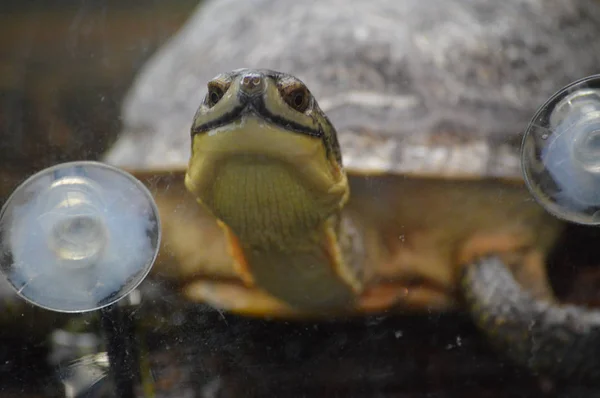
[241,73,264,92]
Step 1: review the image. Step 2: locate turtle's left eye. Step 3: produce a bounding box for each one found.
[281,85,310,113]
[206,82,227,107]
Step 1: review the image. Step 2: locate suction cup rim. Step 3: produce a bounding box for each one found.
[521,74,600,225]
[0,161,162,313]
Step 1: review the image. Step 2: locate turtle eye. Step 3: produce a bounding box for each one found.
[282,85,310,113]
[206,83,226,107]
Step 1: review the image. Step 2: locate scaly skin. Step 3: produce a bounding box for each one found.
[463,256,600,383]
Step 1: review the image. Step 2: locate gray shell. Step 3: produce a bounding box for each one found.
[105,0,600,179]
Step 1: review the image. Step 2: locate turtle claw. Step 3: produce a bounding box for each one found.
[462,256,600,384]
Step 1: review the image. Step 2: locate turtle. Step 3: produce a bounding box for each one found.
[103,0,600,382]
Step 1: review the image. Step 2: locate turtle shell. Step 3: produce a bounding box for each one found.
[105,0,600,179]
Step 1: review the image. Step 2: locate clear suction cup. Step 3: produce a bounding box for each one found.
[522,74,600,225]
[0,161,161,313]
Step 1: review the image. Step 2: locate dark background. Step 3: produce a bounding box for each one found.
[0,0,198,202]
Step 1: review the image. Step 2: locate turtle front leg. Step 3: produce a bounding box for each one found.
[458,231,555,301]
[183,279,308,318]
[462,256,600,384]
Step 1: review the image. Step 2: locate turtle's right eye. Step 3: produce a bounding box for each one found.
[280,84,311,113]
[206,82,226,107]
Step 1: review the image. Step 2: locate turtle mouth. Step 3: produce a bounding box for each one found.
[237,95,323,137]
[185,114,347,218]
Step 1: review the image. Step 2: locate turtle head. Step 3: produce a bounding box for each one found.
[185,69,349,243]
